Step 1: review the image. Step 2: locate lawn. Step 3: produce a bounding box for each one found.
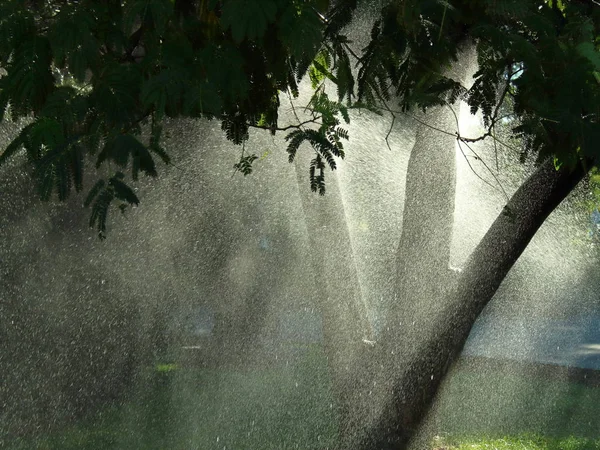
[433,435,600,450]
[5,346,338,450]
[4,347,599,449]
[427,358,600,439]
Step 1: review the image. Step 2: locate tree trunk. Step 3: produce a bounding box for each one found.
[332,103,460,450]
[389,41,477,330]
[338,43,477,449]
[292,151,377,437]
[357,157,587,449]
[387,104,458,334]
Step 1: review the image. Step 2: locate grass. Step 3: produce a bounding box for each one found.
[427,359,600,439]
[433,435,600,449]
[3,347,600,449]
[5,345,338,450]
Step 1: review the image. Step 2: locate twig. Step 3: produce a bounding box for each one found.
[492,125,499,171]
[460,139,509,201]
[407,112,458,139]
[247,117,322,132]
[287,90,306,126]
[459,71,511,144]
[446,100,509,201]
[456,139,503,196]
[231,141,245,178]
[378,97,397,151]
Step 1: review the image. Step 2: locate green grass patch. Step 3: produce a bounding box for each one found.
[5,345,338,450]
[428,360,600,439]
[433,434,600,450]
[4,350,600,449]
[155,363,178,373]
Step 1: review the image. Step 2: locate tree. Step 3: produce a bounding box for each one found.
[337,1,600,448]
[1,1,599,449]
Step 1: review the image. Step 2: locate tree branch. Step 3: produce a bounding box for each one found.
[247,117,322,132]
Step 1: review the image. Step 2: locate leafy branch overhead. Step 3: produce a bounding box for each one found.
[84,172,140,239]
[0,0,343,237]
[1,0,600,237]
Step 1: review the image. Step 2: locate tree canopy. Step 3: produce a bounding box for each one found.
[2,2,600,447]
[0,0,599,238]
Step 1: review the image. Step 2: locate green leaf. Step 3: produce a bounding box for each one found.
[285,129,307,163]
[110,176,140,206]
[92,64,141,127]
[309,154,326,195]
[233,154,259,176]
[27,117,65,156]
[309,49,332,88]
[576,42,600,72]
[149,121,171,164]
[148,0,174,36]
[89,188,113,240]
[85,173,139,239]
[71,144,84,192]
[279,3,323,62]
[49,8,99,81]
[84,179,106,207]
[221,0,277,43]
[40,86,87,123]
[0,123,35,167]
[96,134,157,180]
[221,114,249,145]
[5,36,54,115]
[336,52,354,102]
[141,69,185,119]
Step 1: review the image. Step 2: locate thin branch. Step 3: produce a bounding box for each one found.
[378,97,397,151]
[461,139,510,201]
[248,117,322,132]
[384,104,521,158]
[446,99,509,201]
[460,72,511,144]
[287,89,305,125]
[445,100,461,132]
[342,42,361,62]
[492,125,499,171]
[486,133,522,156]
[406,112,458,139]
[456,139,504,197]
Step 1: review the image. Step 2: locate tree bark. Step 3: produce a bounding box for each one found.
[389,41,477,330]
[333,103,461,450]
[356,157,587,449]
[338,43,477,449]
[292,152,377,437]
[387,105,458,334]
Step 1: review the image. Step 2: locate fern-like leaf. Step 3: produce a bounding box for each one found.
[85,173,139,239]
[285,129,307,163]
[309,155,326,195]
[84,179,106,207]
[110,174,140,206]
[89,188,113,240]
[0,123,35,166]
[96,134,158,180]
[233,154,259,176]
[221,113,250,145]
